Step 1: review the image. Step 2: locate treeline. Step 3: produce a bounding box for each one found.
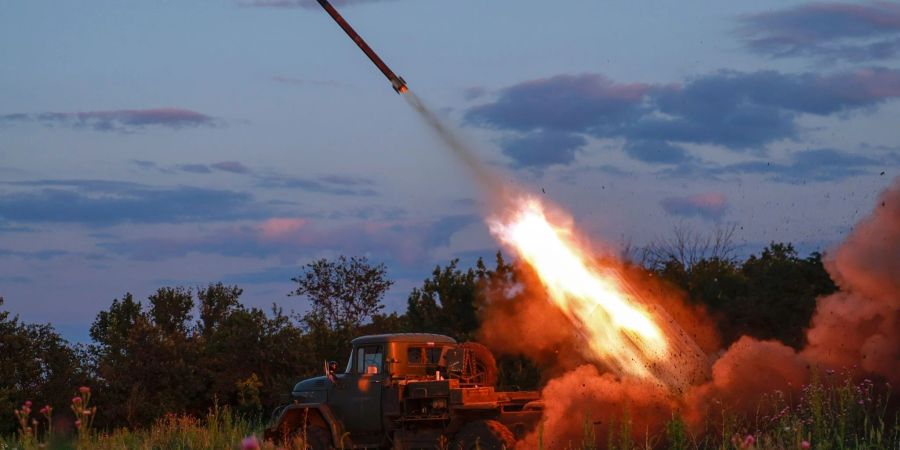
[0,243,836,433]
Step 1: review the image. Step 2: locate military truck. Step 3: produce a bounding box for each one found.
[264,333,543,449]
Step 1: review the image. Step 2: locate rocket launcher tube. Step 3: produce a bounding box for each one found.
[316,0,409,94]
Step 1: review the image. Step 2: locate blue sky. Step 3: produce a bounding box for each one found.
[1,0,898,341]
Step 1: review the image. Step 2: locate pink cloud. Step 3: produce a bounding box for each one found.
[259,218,308,239]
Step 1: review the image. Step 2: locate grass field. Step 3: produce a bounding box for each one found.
[2,376,897,449]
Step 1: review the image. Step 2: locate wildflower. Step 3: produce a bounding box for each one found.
[241,435,261,450]
[742,434,756,448]
[801,441,811,449]
[82,410,91,416]
[72,397,82,405]
[24,401,32,408]
[39,406,48,414]
[78,386,90,394]
[74,420,81,428]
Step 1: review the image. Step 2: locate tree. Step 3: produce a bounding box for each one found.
[197,283,242,337]
[290,256,392,365]
[148,287,193,336]
[730,243,836,347]
[292,256,393,331]
[406,258,482,341]
[641,224,738,271]
[90,291,203,426]
[0,297,86,434]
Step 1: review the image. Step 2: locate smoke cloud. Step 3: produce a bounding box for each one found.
[478,177,900,447]
[801,178,900,381]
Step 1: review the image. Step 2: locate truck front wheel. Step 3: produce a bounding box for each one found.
[451,420,516,450]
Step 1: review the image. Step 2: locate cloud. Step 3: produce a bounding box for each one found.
[0,179,261,225]
[258,174,378,196]
[462,86,488,101]
[241,0,396,8]
[178,164,214,174]
[130,160,377,195]
[0,248,71,261]
[502,130,587,168]
[0,108,219,132]
[211,161,252,174]
[739,1,900,62]
[716,148,883,182]
[102,214,478,263]
[623,140,692,164]
[466,74,653,134]
[465,69,900,165]
[660,193,728,221]
[661,148,886,183]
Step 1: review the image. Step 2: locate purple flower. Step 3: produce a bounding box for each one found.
[241,435,261,450]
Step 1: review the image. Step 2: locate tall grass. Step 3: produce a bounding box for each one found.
[0,404,275,450]
[3,375,897,449]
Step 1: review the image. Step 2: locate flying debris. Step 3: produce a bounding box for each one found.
[316,0,408,94]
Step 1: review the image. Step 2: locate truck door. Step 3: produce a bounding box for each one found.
[331,344,384,438]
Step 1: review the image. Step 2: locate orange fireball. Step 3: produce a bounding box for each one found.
[488,196,707,392]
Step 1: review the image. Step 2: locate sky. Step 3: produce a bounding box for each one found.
[1,0,899,342]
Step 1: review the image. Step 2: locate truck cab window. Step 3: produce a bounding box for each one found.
[425,347,442,364]
[356,345,383,374]
[407,347,423,364]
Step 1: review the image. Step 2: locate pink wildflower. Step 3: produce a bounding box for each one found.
[72,397,82,405]
[78,386,90,394]
[39,406,48,414]
[241,435,261,450]
[82,410,91,416]
[742,434,756,448]
[74,419,81,428]
[801,441,811,449]
[24,401,32,408]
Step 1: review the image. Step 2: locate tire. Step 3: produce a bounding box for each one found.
[288,424,332,450]
[461,342,499,387]
[451,420,516,450]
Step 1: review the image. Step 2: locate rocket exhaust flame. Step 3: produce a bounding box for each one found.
[488,197,709,392]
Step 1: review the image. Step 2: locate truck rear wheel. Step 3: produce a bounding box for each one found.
[451,420,516,450]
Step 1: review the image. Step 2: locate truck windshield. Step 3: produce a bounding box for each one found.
[344,351,354,374]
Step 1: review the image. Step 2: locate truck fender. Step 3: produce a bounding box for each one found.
[265,403,345,446]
